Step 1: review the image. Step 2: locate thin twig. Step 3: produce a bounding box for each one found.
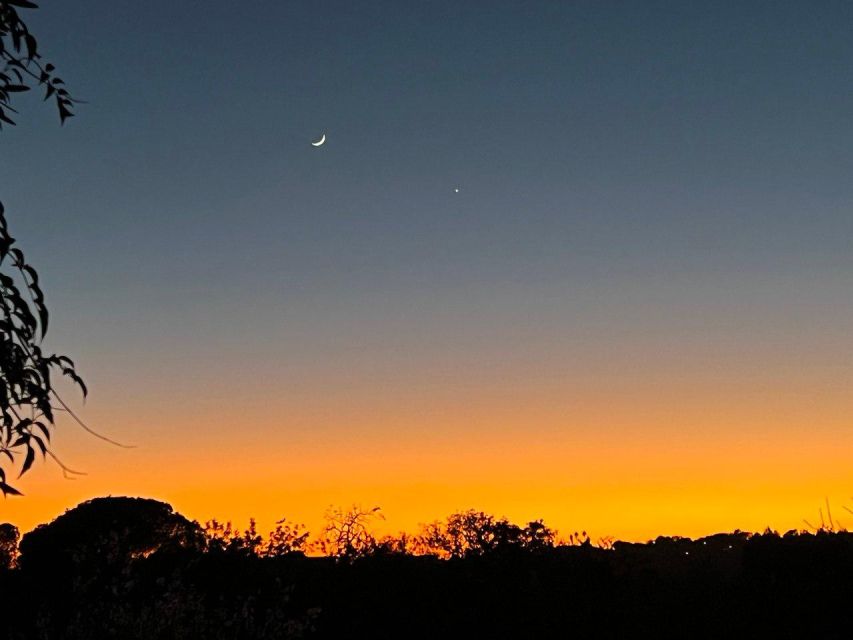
[45,449,87,478]
[52,392,135,448]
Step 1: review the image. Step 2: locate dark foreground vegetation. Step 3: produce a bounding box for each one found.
[1,497,852,639]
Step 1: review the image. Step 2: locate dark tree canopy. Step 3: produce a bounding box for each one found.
[18,497,203,574]
[0,1,83,495]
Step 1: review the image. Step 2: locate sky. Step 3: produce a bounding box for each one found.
[1,1,852,541]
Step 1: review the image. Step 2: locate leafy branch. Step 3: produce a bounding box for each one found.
[0,0,77,128]
[0,200,88,495]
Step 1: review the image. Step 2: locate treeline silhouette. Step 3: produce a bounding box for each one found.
[1,497,852,639]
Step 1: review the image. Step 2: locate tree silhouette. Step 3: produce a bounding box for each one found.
[17,497,202,576]
[0,2,85,495]
[202,517,310,558]
[317,504,384,559]
[417,510,558,558]
[263,517,310,557]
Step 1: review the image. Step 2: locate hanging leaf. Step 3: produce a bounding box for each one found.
[18,445,34,476]
[0,481,23,497]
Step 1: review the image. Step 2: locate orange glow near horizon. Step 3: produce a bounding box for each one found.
[3,381,852,543]
[5,298,853,540]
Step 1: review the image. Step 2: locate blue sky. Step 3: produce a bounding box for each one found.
[2,0,851,421]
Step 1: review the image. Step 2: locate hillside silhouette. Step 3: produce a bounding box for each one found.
[1,497,852,639]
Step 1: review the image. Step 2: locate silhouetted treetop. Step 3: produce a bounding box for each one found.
[203,517,309,557]
[317,504,384,559]
[18,497,202,573]
[417,510,558,558]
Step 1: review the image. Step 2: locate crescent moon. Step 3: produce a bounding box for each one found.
[311,134,326,147]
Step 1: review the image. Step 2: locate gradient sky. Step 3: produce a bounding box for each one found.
[1,1,852,541]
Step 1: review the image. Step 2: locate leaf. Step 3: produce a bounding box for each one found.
[57,355,75,368]
[10,435,28,448]
[31,434,46,456]
[57,101,72,124]
[20,265,48,336]
[19,445,34,476]
[9,248,24,267]
[0,482,23,497]
[21,263,38,287]
[62,367,87,398]
[33,420,50,441]
[24,33,36,60]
